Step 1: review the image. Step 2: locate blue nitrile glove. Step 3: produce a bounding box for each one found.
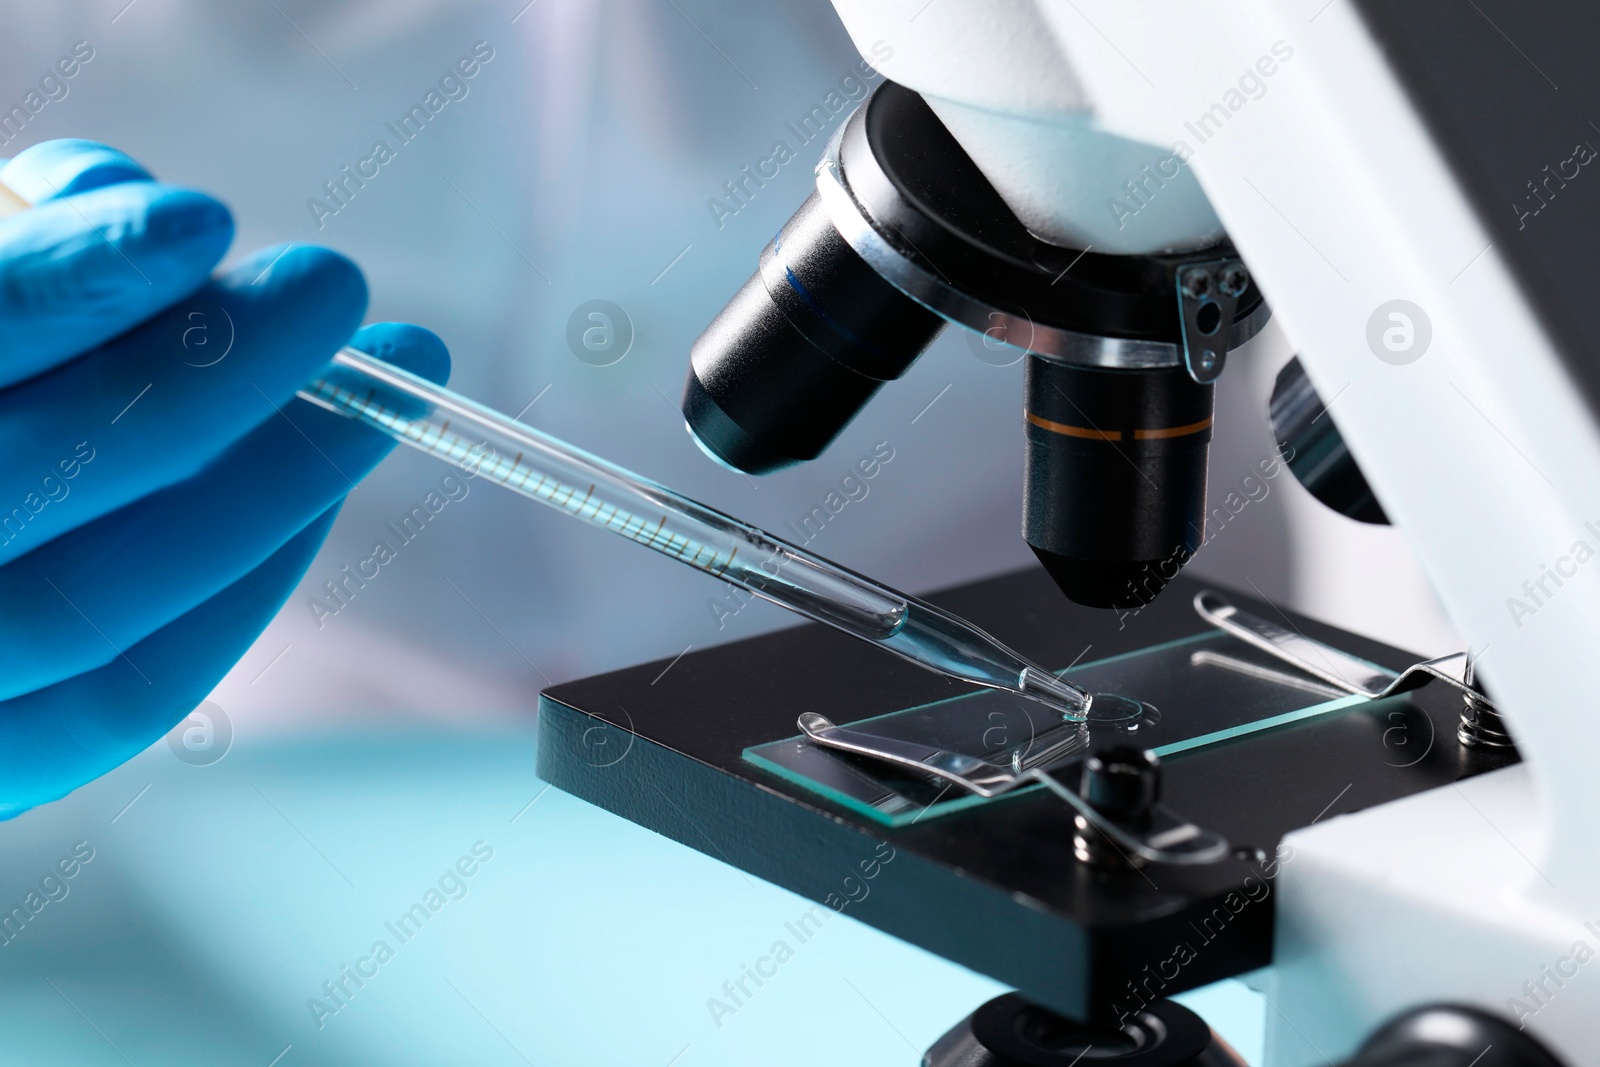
[0,140,450,817]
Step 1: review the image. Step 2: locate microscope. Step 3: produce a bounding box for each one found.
[540,2,1600,1063]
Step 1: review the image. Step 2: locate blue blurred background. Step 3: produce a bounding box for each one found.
[0,0,1460,1061]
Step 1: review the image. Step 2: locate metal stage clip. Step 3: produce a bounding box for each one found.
[1193,591,1496,709]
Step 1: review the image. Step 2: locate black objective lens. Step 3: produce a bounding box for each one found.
[682,191,945,474]
[1025,356,1214,609]
[1269,356,1388,524]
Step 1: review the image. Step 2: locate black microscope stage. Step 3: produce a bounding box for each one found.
[536,567,1514,1022]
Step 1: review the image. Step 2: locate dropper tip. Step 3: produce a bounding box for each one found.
[1019,667,1093,721]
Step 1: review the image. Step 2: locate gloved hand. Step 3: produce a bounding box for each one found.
[0,139,450,817]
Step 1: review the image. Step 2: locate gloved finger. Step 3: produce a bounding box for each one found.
[0,180,234,386]
[0,323,450,700]
[1,140,154,203]
[0,505,340,819]
[0,243,367,566]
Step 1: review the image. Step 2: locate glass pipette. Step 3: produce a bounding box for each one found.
[300,348,1094,719]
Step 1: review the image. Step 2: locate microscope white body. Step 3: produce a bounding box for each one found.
[827,1,1600,1062]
